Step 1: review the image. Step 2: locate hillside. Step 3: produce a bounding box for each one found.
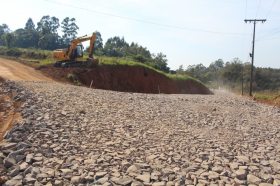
[0,47,212,94]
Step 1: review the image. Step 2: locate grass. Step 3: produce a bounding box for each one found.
[254,91,280,101]
[251,91,280,107]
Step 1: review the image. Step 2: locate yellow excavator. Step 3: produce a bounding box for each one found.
[53,33,98,67]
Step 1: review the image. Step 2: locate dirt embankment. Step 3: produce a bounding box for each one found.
[0,77,22,141]
[40,65,212,94]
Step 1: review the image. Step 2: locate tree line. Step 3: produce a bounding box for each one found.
[177,58,280,91]
[0,15,170,72]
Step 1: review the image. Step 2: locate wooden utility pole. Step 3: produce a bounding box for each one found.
[244,19,266,96]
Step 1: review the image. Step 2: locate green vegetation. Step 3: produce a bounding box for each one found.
[177,58,280,93]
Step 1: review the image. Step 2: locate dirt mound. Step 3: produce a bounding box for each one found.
[40,65,212,94]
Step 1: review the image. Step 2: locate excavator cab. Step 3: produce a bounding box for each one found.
[70,44,83,60]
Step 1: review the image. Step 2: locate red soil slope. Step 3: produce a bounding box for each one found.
[40,65,212,94]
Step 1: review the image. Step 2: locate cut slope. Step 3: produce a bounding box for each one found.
[40,65,212,94]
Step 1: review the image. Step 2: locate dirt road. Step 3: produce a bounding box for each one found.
[0,58,52,81]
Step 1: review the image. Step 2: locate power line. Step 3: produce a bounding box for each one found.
[245,0,248,19]
[255,0,262,18]
[266,0,276,19]
[43,0,248,36]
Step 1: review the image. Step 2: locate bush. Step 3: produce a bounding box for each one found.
[6,48,22,57]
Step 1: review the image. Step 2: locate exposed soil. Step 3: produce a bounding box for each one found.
[0,77,22,141]
[40,65,212,94]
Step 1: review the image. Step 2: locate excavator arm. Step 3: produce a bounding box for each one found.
[67,33,97,60]
[53,32,98,67]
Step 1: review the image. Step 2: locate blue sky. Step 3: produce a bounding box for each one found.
[1,0,280,70]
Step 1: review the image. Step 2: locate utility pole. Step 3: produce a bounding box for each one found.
[244,19,266,96]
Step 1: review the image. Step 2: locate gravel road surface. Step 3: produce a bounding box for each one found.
[0,81,280,186]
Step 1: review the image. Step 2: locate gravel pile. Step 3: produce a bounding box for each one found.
[1,81,280,186]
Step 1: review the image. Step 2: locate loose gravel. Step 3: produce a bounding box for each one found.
[0,81,280,186]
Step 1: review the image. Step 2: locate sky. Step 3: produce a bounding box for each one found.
[1,0,280,70]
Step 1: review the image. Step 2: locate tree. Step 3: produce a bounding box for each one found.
[0,24,10,45]
[176,65,185,74]
[103,36,129,57]
[152,52,170,73]
[37,15,60,34]
[13,28,39,48]
[61,17,79,46]
[37,15,60,49]
[185,64,208,82]
[4,33,14,48]
[94,31,103,52]
[25,18,35,30]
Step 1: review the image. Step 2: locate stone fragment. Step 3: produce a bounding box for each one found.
[136,173,151,183]
[208,171,220,180]
[273,179,280,186]
[4,179,22,186]
[95,172,107,180]
[152,182,166,186]
[127,165,139,173]
[71,176,81,184]
[25,154,33,163]
[3,157,16,168]
[111,176,133,185]
[247,174,261,185]
[235,169,247,180]
[131,181,144,186]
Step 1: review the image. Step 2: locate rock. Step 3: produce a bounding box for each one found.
[4,179,22,186]
[247,174,261,184]
[9,166,20,177]
[25,154,33,163]
[273,179,280,186]
[212,166,223,173]
[270,161,280,172]
[19,162,28,171]
[111,176,133,185]
[234,177,246,185]
[127,165,140,173]
[152,182,166,186]
[236,156,250,164]
[208,171,220,180]
[135,173,151,183]
[166,181,175,186]
[93,171,106,180]
[3,157,16,168]
[131,181,144,186]
[54,180,63,186]
[235,169,247,180]
[1,143,17,150]
[71,176,81,184]
[96,177,108,184]
[23,176,36,184]
[230,162,239,170]
[259,183,273,186]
